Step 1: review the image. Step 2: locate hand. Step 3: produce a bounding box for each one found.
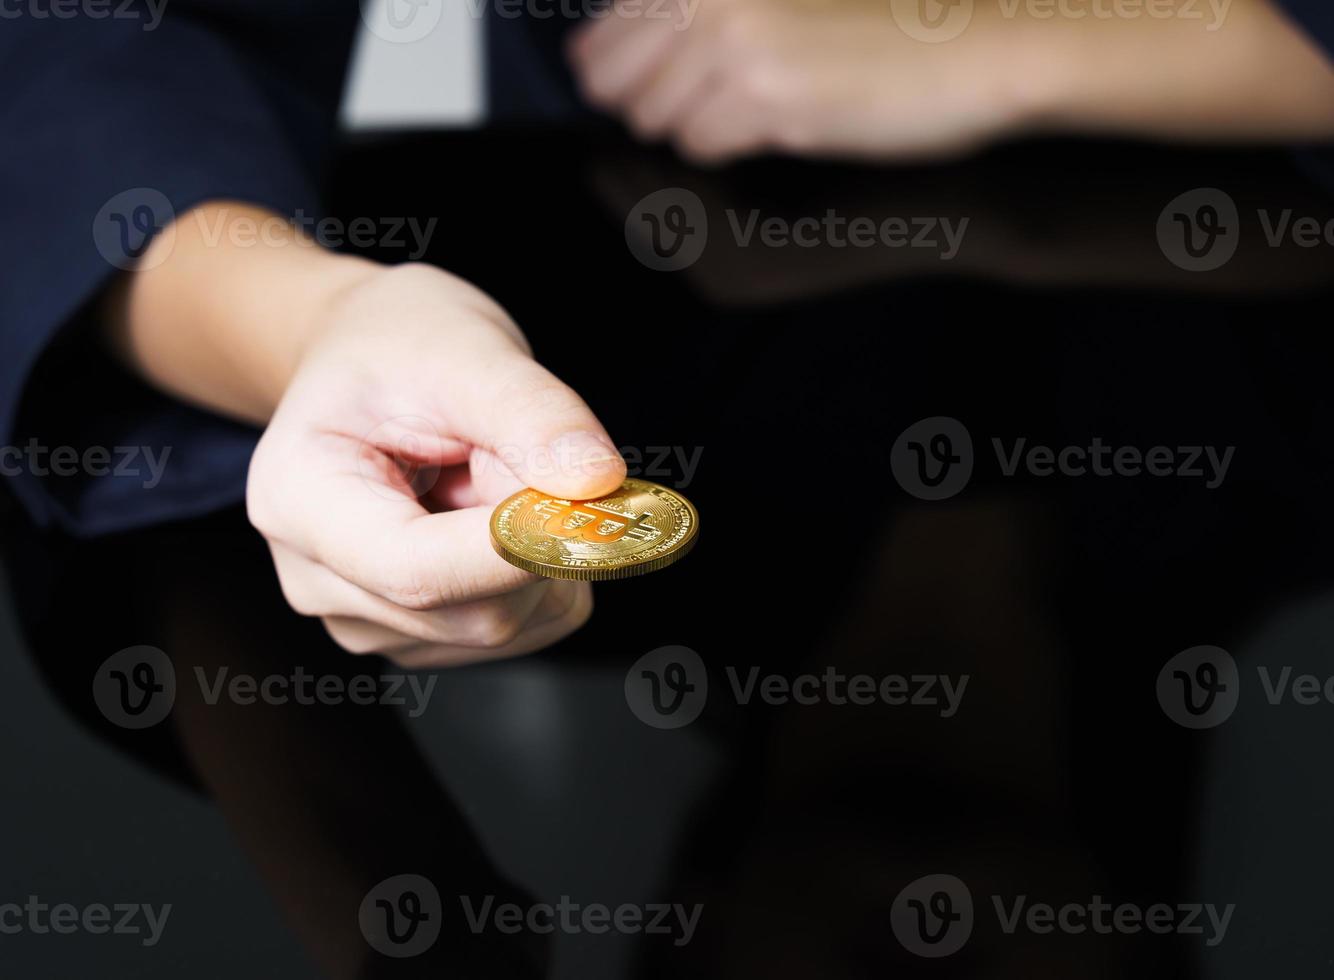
[566,0,1027,163]
[246,263,627,667]
[568,0,1334,163]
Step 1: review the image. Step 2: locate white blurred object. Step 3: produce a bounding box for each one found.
[341,0,484,129]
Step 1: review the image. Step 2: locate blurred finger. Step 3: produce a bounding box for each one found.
[258,457,540,608]
[626,46,719,138]
[318,582,578,655]
[568,1,648,66]
[571,16,680,110]
[270,539,551,642]
[387,582,593,669]
[674,81,767,163]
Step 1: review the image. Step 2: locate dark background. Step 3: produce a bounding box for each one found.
[4,129,1334,978]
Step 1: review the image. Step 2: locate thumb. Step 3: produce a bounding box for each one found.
[457,354,627,500]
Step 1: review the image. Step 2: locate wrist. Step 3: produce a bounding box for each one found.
[105,201,384,426]
[292,261,530,378]
[278,249,384,399]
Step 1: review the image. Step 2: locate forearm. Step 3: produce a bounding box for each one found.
[1007,0,1334,141]
[102,202,380,427]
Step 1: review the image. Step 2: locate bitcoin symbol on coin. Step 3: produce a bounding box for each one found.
[490,478,698,581]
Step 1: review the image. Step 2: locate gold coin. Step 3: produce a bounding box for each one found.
[489,478,699,581]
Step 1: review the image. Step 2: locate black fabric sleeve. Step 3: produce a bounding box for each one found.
[0,0,357,534]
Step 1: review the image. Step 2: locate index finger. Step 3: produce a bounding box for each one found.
[284,468,539,610]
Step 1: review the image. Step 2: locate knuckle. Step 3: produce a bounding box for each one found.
[381,571,447,611]
[374,540,456,610]
[548,587,594,642]
[570,587,595,629]
[245,476,280,540]
[322,618,381,655]
[715,7,759,47]
[628,102,663,139]
[711,6,741,39]
[384,649,420,670]
[569,604,593,635]
[467,604,526,648]
[579,66,622,108]
[772,116,813,153]
[245,435,293,540]
[737,59,781,106]
[498,371,578,422]
[677,129,727,164]
[278,579,323,618]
